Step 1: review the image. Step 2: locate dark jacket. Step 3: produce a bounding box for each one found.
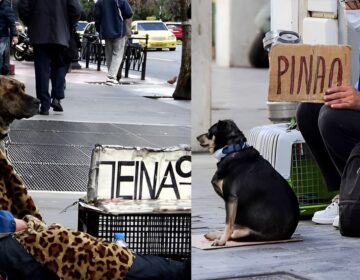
[94,0,133,40]
[18,0,82,47]
[0,0,17,39]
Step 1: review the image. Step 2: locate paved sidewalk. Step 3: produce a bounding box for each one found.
[8,59,190,230]
[191,64,360,280]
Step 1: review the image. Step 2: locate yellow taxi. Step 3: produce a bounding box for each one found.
[131,20,177,51]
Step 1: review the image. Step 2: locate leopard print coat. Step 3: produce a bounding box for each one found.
[0,150,135,280]
[0,149,42,220]
[13,216,134,280]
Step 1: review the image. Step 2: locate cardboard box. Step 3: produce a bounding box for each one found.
[268,44,351,103]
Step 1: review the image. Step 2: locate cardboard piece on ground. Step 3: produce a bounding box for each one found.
[268,44,351,103]
[192,234,303,250]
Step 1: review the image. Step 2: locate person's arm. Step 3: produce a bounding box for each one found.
[93,2,101,33]
[324,85,360,110]
[0,210,16,233]
[120,0,133,19]
[68,0,82,27]
[17,0,33,27]
[5,3,18,45]
[0,211,27,234]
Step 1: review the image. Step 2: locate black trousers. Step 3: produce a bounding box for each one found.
[296,103,360,191]
[0,236,58,280]
[33,44,69,111]
[0,235,190,280]
[125,254,190,280]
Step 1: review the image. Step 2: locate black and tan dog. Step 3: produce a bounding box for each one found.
[197,120,299,246]
[0,76,39,150]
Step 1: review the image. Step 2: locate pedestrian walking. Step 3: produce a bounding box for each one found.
[18,0,82,115]
[94,0,133,86]
[0,0,17,74]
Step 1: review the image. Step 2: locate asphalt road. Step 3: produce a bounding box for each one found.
[140,44,182,82]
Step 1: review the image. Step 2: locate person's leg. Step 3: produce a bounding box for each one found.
[296,103,341,191]
[125,254,190,280]
[107,36,126,79]
[105,39,113,72]
[0,37,8,72]
[2,38,10,75]
[318,105,360,175]
[49,46,69,112]
[33,45,51,113]
[0,236,58,280]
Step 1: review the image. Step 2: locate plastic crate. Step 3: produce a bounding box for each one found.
[248,123,336,216]
[78,204,191,260]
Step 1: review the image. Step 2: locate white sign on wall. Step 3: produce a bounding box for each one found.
[87,145,191,201]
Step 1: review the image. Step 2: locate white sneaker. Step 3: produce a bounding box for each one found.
[312,195,339,225]
[106,77,119,86]
[333,215,339,229]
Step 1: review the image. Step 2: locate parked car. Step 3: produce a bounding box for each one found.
[165,22,183,40]
[131,20,177,51]
[76,20,89,41]
[81,22,105,45]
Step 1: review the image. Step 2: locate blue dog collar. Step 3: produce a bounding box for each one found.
[214,143,249,161]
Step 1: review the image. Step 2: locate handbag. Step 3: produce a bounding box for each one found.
[62,27,81,63]
[339,143,360,237]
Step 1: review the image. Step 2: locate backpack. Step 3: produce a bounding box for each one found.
[339,143,360,237]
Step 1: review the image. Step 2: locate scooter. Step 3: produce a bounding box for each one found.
[13,31,33,61]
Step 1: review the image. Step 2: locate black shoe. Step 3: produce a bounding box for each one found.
[50,99,63,112]
[38,109,49,115]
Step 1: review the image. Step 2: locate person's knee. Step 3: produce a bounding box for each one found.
[318,106,340,138]
[296,103,307,129]
[296,103,319,132]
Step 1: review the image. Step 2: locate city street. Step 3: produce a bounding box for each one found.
[9,47,190,230]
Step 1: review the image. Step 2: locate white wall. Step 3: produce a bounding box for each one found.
[191,0,212,151]
[215,0,269,67]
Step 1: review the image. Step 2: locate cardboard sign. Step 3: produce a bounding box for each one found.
[87,145,191,201]
[268,44,351,103]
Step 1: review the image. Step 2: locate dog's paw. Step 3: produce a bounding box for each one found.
[204,231,222,241]
[211,239,226,246]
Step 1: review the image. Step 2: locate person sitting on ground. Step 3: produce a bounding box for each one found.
[0,210,190,280]
[296,0,360,228]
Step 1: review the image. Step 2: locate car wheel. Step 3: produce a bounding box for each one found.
[156,48,162,51]
[169,48,176,51]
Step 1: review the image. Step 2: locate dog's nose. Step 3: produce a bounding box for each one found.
[196,134,206,141]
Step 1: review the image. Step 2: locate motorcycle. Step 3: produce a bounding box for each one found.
[13,31,33,61]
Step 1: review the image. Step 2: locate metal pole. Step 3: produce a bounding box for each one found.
[125,40,130,78]
[141,35,148,80]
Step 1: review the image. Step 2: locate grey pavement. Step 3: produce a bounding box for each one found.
[9,58,190,230]
[192,65,359,280]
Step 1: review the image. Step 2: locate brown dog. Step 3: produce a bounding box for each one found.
[0,76,39,138]
[0,76,42,220]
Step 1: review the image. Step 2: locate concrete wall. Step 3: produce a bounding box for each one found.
[215,0,269,67]
[191,0,212,151]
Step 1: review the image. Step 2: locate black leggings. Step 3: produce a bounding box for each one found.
[296,103,360,191]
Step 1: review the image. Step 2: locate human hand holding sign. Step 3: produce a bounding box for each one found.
[324,85,360,110]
